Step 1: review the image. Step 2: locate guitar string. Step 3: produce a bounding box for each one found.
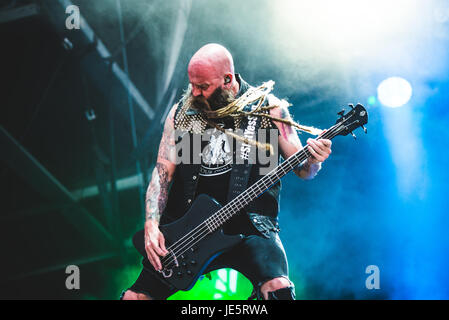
[161,140,341,269]
[160,146,327,269]
[159,123,344,269]
[159,123,345,269]
[159,141,315,266]
[159,124,344,269]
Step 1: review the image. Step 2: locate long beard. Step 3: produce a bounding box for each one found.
[182,85,236,114]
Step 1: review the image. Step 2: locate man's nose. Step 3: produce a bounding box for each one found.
[192,86,202,97]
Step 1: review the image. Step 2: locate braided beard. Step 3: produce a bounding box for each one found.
[182,85,236,115]
[180,83,275,154]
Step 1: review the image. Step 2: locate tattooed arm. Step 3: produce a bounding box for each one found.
[144,104,177,271]
[145,104,177,223]
[269,101,331,180]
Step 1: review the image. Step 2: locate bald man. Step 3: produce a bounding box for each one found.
[122,44,332,300]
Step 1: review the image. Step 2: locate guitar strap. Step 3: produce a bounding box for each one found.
[226,102,262,207]
[226,162,252,205]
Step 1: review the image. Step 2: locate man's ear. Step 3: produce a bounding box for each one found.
[224,74,232,86]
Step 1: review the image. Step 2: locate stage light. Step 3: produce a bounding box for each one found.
[167,268,252,300]
[367,96,376,106]
[377,77,412,108]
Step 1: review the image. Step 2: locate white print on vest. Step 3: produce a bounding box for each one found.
[202,130,232,166]
[365,265,380,289]
[65,265,80,290]
[240,115,258,161]
[65,5,80,30]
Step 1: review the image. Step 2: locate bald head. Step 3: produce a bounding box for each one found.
[188,43,234,78]
[187,43,238,99]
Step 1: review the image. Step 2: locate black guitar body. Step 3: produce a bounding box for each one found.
[133,194,243,291]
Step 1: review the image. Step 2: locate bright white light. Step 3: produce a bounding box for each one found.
[215,279,226,292]
[218,269,227,282]
[271,0,420,57]
[229,270,237,293]
[377,77,413,108]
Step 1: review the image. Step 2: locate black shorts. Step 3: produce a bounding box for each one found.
[125,228,290,300]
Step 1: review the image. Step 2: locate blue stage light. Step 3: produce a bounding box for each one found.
[377,77,412,108]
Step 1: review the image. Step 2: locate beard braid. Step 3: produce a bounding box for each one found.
[179,84,274,154]
[181,85,236,115]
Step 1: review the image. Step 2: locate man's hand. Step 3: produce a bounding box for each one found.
[306,138,332,164]
[144,219,168,271]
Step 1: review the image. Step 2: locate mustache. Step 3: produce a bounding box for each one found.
[186,86,235,113]
[191,95,212,112]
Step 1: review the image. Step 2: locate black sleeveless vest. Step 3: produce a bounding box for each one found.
[160,75,281,238]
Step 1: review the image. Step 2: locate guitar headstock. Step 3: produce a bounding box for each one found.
[333,103,368,139]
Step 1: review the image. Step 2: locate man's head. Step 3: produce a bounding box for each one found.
[186,43,238,111]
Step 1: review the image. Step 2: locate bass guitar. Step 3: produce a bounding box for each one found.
[133,103,368,290]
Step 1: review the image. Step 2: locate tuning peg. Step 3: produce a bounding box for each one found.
[361,125,367,134]
[350,131,357,139]
[337,109,345,117]
[348,103,354,109]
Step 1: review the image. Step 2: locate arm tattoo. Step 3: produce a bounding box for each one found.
[279,108,294,141]
[145,105,177,222]
[145,163,170,223]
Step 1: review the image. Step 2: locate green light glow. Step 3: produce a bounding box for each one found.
[107,255,253,300]
[168,268,253,300]
[89,259,303,300]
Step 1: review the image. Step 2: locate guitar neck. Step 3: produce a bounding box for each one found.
[205,122,343,230]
